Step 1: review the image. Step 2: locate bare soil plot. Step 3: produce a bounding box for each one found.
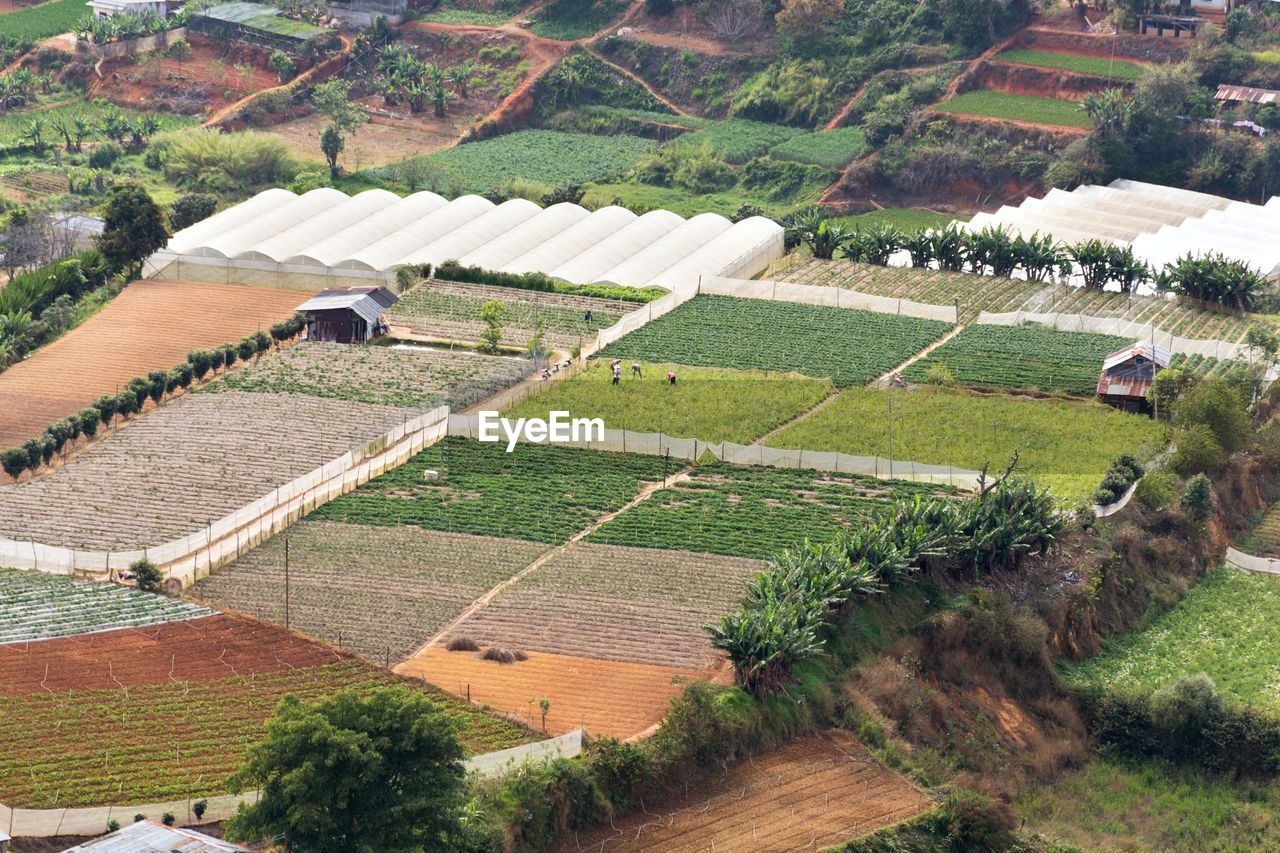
[397,646,728,739]
[440,542,765,669]
[0,279,305,448]
[191,521,550,663]
[568,731,933,851]
[264,110,462,170]
[0,391,411,549]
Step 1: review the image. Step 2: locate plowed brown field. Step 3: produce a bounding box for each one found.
[568,731,933,851]
[396,647,730,739]
[0,279,305,448]
[0,613,344,694]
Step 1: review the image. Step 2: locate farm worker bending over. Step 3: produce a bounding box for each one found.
[667,370,677,386]
[632,363,642,378]
[612,363,622,385]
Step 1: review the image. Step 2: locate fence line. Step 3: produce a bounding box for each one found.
[0,729,582,838]
[702,276,959,323]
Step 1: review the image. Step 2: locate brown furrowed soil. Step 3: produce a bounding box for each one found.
[397,646,730,738]
[567,731,934,851]
[0,391,412,549]
[0,279,305,448]
[438,542,765,669]
[191,521,551,664]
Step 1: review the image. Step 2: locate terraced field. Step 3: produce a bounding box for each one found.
[312,437,668,544]
[936,90,1092,129]
[207,340,531,410]
[596,295,951,388]
[0,392,413,549]
[587,463,959,559]
[0,615,536,808]
[440,543,766,668]
[904,323,1133,395]
[191,522,550,663]
[389,280,626,349]
[0,568,213,644]
[995,48,1148,80]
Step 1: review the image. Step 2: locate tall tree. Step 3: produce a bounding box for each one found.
[226,686,468,851]
[98,183,168,275]
[312,79,366,178]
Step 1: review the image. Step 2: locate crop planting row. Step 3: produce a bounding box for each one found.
[0,0,102,41]
[587,462,958,559]
[313,437,668,544]
[442,542,766,669]
[995,48,1147,80]
[905,323,1134,396]
[504,361,833,445]
[389,282,623,349]
[769,127,869,169]
[1066,567,1280,710]
[935,90,1092,130]
[0,391,413,550]
[192,521,549,663]
[675,119,804,164]
[0,568,212,644]
[0,659,536,808]
[770,386,1169,502]
[1170,353,1230,378]
[207,341,531,411]
[1035,285,1257,342]
[596,295,951,388]
[783,260,1040,321]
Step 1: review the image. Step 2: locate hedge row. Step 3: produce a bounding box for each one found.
[395,261,665,304]
[1093,454,1144,506]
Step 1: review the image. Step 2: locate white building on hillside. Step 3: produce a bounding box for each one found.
[86,0,170,19]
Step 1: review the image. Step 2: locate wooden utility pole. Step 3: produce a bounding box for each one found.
[283,536,290,630]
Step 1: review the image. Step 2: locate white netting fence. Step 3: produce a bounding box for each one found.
[976,310,1245,359]
[0,406,450,588]
[1226,547,1280,575]
[703,276,959,323]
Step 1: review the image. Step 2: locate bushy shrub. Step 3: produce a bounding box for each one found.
[153,130,296,193]
[130,558,163,593]
[1171,423,1222,477]
[87,141,123,169]
[1174,378,1251,454]
[1134,469,1177,509]
[168,192,217,231]
[1180,473,1214,522]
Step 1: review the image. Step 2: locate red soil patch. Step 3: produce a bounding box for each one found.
[567,731,933,851]
[0,279,305,449]
[971,60,1126,101]
[0,612,346,695]
[396,646,729,739]
[96,34,280,114]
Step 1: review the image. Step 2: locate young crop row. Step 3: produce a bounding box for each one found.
[312,437,668,544]
[0,0,96,42]
[389,285,621,348]
[770,386,1169,503]
[504,361,833,445]
[676,118,805,164]
[586,462,957,559]
[769,127,868,169]
[935,90,1092,130]
[904,323,1134,396]
[995,48,1147,80]
[191,521,549,663]
[207,341,531,412]
[1036,284,1257,342]
[0,660,536,808]
[0,568,212,644]
[596,295,952,388]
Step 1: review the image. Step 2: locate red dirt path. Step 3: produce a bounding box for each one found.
[0,279,306,449]
[0,613,347,695]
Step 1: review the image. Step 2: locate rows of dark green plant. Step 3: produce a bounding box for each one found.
[0,316,304,481]
[396,260,665,303]
[707,476,1063,697]
[787,212,1266,310]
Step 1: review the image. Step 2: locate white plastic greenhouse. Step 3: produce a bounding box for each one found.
[155,188,786,291]
[961,179,1280,276]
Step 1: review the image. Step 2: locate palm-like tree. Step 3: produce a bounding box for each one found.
[429,81,451,118]
[24,118,44,154]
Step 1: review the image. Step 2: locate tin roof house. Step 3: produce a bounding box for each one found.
[1097,341,1172,413]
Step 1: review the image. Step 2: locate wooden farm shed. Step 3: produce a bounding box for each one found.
[1097,340,1171,412]
[296,286,397,344]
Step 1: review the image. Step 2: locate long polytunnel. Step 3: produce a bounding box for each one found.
[499,206,637,276]
[457,203,590,270]
[158,188,786,289]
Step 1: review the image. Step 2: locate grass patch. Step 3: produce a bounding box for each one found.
[1065,567,1280,709]
[421,8,516,24]
[676,119,803,164]
[996,48,1147,80]
[935,90,1092,129]
[0,0,87,40]
[1018,756,1280,852]
[583,180,822,219]
[770,386,1168,502]
[587,462,959,559]
[528,0,625,39]
[311,437,667,544]
[770,127,869,169]
[389,130,657,195]
[504,361,833,444]
[904,323,1134,396]
[828,208,955,234]
[596,295,952,388]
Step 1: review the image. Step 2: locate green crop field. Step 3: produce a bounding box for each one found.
[935,90,1092,130]
[675,119,804,164]
[0,0,88,40]
[997,48,1147,81]
[582,181,820,220]
[904,324,1134,395]
[1066,568,1280,710]
[0,100,197,148]
[596,295,952,388]
[1238,501,1280,557]
[311,437,667,543]
[390,284,622,344]
[528,0,625,39]
[399,130,657,194]
[770,127,869,169]
[770,386,1168,502]
[504,361,833,444]
[587,462,959,559]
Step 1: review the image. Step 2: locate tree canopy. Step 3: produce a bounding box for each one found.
[97,183,168,274]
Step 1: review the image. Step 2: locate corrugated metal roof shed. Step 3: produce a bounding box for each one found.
[61,819,249,852]
[1102,340,1171,372]
[296,286,398,325]
[1216,84,1280,103]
